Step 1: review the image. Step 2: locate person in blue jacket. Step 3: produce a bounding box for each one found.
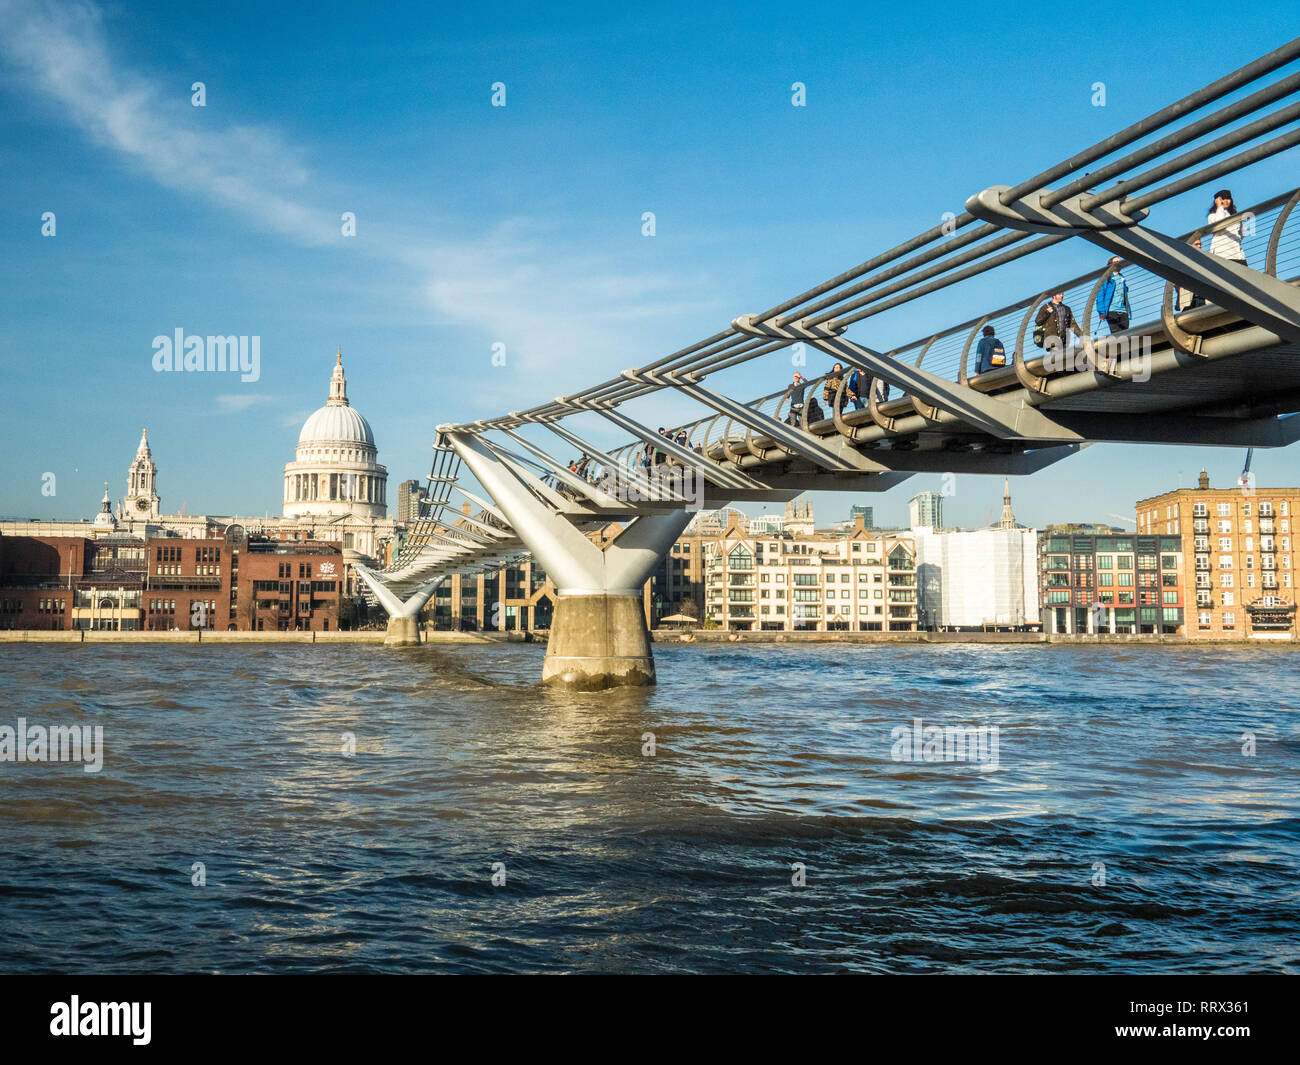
[1097,257,1131,334]
[973,325,1006,375]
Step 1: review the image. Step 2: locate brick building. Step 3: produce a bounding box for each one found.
[0,530,342,632]
[1138,470,1298,640]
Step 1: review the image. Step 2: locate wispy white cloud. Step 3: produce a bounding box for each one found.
[214,393,276,414]
[0,0,722,406]
[0,0,336,243]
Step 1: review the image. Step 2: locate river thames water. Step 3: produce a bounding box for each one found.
[1,642,1297,974]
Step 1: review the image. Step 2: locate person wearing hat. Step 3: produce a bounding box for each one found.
[1097,257,1131,334]
[1207,189,1247,266]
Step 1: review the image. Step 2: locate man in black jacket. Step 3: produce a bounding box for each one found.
[785,372,807,425]
[1036,292,1085,368]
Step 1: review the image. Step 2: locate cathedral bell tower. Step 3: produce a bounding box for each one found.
[124,428,160,521]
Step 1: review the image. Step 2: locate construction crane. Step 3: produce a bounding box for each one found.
[1238,448,1256,491]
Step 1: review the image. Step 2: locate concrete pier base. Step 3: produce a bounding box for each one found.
[384,615,422,646]
[543,593,655,689]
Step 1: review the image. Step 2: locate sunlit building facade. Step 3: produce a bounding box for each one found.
[1039,524,1184,635]
[1138,470,1297,640]
[699,514,917,631]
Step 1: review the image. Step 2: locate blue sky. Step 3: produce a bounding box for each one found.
[1,0,1297,529]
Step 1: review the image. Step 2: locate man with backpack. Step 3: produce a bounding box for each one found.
[1096,257,1131,334]
[973,326,1006,375]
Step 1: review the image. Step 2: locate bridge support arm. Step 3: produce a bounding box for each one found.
[354,566,445,646]
[446,430,694,689]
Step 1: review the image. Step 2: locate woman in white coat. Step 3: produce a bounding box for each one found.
[1207,189,1247,267]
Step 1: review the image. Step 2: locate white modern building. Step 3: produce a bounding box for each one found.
[911,482,1038,629]
[747,514,785,535]
[909,491,943,530]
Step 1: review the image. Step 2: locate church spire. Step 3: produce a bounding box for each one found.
[328,348,349,406]
[136,427,151,458]
[998,477,1018,529]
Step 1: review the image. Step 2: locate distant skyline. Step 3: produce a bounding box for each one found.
[2,0,1297,529]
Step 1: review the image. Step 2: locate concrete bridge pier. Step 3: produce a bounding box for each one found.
[354,568,444,646]
[382,614,423,646]
[446,430,692,689]
[543,592,657,688]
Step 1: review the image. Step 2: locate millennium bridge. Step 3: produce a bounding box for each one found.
[359,39,1300,689]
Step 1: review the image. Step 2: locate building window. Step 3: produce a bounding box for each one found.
[728,545,754,571]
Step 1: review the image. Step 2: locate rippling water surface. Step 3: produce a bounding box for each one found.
[1,642,1298,973]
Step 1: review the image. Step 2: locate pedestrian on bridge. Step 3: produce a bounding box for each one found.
[1208,189,1247,267]
[1035,293,1084,362]
[824,363,846,412]
[654,428,669,466]
[1097,258,1131,334]
[785,371,807,425]
[846,367,866,410]
[974,325,1007,374]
